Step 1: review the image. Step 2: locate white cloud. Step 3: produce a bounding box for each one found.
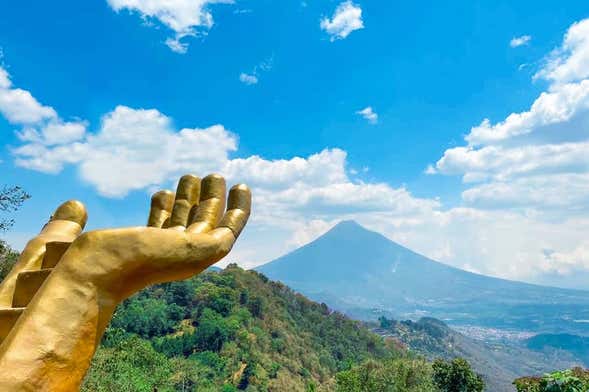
[0,67,11,89]
[0,87,56,124]
[239,73,258,85]
[428,17,589,281]
[434,18,589,187]
[39,121,87,145]
[14,106,236,197]
[287,219,337,248]
[510,35,531,48]
[463,80,589,146]
[106,0,234,53]
[165,37,190,54]
[534,19,589,84]
[369,209,589,283]
[424,164,436,175]
[542,241,589,275]
[0,65,87,149]
[8,19,589,288]
[461,173,589,210]
[320,1,364,41]
[356,106,378,124]
[436,141,589,182]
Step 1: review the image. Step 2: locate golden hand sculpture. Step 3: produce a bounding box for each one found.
[0,174,251,391]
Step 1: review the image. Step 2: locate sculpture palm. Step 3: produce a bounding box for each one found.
[0,174,251,391]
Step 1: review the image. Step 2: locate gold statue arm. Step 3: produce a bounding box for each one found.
[0,174,251,391]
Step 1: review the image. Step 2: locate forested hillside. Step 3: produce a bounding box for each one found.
[1,243,483,391]
[84,265,403,391]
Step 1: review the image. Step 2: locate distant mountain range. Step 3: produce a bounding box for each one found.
[257,220,589,335]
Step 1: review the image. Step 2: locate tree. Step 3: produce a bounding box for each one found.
[336,358,437,392]
[82,335,175,392]
[0,186,30,232]
[432,358,485,392]
[110,297,184,338]
[0,185,29,281]
[0,239,19,281]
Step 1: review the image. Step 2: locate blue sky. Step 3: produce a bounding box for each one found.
[1,0,589,288]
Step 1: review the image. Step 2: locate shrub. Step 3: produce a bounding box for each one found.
[432,357,484,392]
[336,358,437,392]
[514,368,589,392]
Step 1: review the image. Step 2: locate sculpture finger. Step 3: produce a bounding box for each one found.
[193,185,251,269]
[215,184,251,239]
[187,174,226,234]
[147,190,174,228]
[169,174,201,228]
[41,200,88,237]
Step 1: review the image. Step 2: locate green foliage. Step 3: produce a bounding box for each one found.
[0,240,18,281]
[335,358,437,392]
[514,368,589,392]
[432,358,485,392]
[83,335,175,391]
[86,266,407,391]
[0,185,30,232]
[86,266,486,391]
[0,185,29,279]
[111,297,184,338]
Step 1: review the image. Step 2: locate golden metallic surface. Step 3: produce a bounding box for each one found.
[170,174,201,228]
[12,269,52,308]
[0,174,251,391]
[0,308,23,345]
[0,201,87,308]
[147,190,174,228]
[50,200,88,227]
[41,241,71,269]
[218,184,252,237]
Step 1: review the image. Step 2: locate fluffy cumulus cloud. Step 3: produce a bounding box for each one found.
[106,0,234,53]
[0,65,87,151]
[7,18,589,288]
[427,17,589,281]
[534,19,589,84]
[320,1,364,41]
[510,35,531,48]
[4,69,435,217]
[14,105,236,196]
[3,66,443,269]
[0,81,56,124]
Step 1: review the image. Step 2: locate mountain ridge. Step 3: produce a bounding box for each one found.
[257,220,589,334]
[262,220,587,293]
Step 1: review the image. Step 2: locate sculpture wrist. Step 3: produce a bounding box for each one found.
[0,266,112,391]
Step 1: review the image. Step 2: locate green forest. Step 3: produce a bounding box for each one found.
[80,264,483,391]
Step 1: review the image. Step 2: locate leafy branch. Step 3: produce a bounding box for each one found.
[0,185,31,231]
